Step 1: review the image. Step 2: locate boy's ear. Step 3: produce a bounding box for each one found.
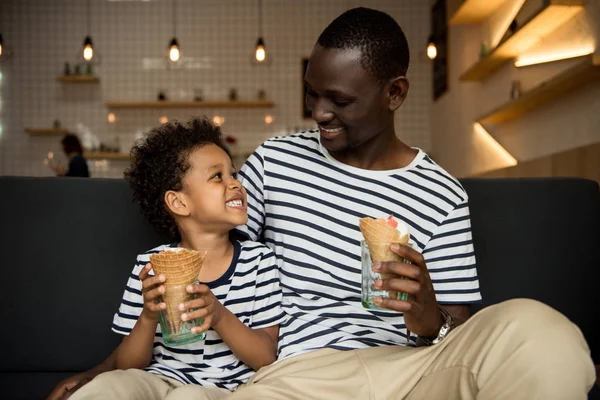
[165,190,190,217]
[387,76,409,111]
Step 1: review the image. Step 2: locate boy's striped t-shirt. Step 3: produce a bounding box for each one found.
[237,130,482,360]
[112,240,285,391]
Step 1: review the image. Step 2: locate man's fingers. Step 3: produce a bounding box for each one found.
[373,296,416,313]
[375,261,422,281]
[389,243,425,266]
[375,276,421,294]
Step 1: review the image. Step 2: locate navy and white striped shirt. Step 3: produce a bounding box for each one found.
[236,131,481,360]
[112,240,286,391]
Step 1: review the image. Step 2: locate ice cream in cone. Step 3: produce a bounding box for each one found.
[360,214,410,300]
[150,249,206,334]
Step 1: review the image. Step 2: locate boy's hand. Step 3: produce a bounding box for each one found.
[180,284,224,334]
[139,263,166,322]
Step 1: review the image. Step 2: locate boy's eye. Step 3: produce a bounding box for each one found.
[211,172,222,179]
[232,171,237,179]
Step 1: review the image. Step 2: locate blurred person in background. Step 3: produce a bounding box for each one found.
[48,134,90,178]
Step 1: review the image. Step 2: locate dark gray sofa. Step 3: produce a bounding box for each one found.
[0,176,598,399]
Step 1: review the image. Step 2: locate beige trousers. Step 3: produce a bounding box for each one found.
[69,368,230,400]
[71,299,596,400]
[230,299,596,400]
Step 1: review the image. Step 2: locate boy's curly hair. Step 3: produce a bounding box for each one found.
[124,117,229,240]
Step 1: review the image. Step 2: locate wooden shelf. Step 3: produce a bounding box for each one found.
[105,101,274,109]
[477,55,600,125]
[85,152,130,160]
[25,128,69,136]
[56,75,100,83]
[448,0,507,25]
[460,0,585,82]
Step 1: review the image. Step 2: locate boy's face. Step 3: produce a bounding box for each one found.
[178,144,248,231]
[304,45,404,153]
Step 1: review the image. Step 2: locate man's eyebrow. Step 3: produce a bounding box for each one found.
[304,81,352,97]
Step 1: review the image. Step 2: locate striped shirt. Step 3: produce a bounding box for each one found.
[112,240,286,391]
[236,131,481,360]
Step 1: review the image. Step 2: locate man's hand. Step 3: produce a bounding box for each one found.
[372,243,443,337]
[180,284,225,334]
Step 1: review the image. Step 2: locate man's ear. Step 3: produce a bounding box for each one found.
[388,76,409,111]
[165,190,190,217]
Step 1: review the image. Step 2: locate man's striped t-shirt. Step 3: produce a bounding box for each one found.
[236,131,482,360]
[112,240,286,391]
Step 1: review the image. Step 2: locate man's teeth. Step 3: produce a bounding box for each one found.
[226,199,243,207]
[321,127,343,133]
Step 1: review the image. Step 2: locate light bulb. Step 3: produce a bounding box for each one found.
[427,43,437,60]
[83,44,93,61]
[0,43,3,56]
[82,36,94,61]
[255,37,267,63]
[159,116,168,124]
[108,113,116,123]
[256,46,266,62]
[265,115,273,124]
[169,38,180,62]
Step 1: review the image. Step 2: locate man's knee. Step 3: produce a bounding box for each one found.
[485,299,584,341]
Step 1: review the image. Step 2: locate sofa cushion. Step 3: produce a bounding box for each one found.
[461,178,600,363]
[0,177,166,372]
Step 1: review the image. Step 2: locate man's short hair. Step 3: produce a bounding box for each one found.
[317,7,410,82]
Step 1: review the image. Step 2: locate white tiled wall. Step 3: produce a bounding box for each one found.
[0,0,432,178]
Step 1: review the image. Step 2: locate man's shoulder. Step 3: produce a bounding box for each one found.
[410,152,468,205]
[260,130,320,151]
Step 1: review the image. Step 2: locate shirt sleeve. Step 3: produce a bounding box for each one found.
[423,200,482,304]
[111,254,150,335]
[250,247,286,329]
[236,145,266,242]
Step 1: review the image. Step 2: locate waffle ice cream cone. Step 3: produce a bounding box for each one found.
[150,249,206,333]
[360,216,410,300]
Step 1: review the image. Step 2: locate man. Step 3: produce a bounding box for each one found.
[227,7,595,400]
[48,7,595,400]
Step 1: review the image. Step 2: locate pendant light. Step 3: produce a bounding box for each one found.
[426,35,437,60]
[252,0,271,65]
[168,0,180,62]
[79,0,100,64]
[0,34,4,57]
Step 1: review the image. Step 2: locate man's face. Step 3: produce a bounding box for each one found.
[304,45,392,153]
[179,144,248,231]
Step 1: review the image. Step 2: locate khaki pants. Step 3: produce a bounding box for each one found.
[69,368,230,400]
[231,299,596,400]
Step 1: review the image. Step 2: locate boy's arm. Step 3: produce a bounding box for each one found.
[115,312,158,370]
[213,307,279,370]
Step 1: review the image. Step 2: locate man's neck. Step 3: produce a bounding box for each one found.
[329,132,418,171]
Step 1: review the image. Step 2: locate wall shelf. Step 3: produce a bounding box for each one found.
[460,0,585,82]
[477,55,600,125]
[56,75,100,83]
[85,152,130,160]
[25,128,69,136]
[105,101,274,109]
[448,0,507,25]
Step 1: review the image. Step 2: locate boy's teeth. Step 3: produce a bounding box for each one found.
[226,200,242,207]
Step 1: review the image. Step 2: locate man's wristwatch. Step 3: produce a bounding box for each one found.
[419,306,454,346]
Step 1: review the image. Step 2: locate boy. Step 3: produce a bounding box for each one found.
[70,117,285,400]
